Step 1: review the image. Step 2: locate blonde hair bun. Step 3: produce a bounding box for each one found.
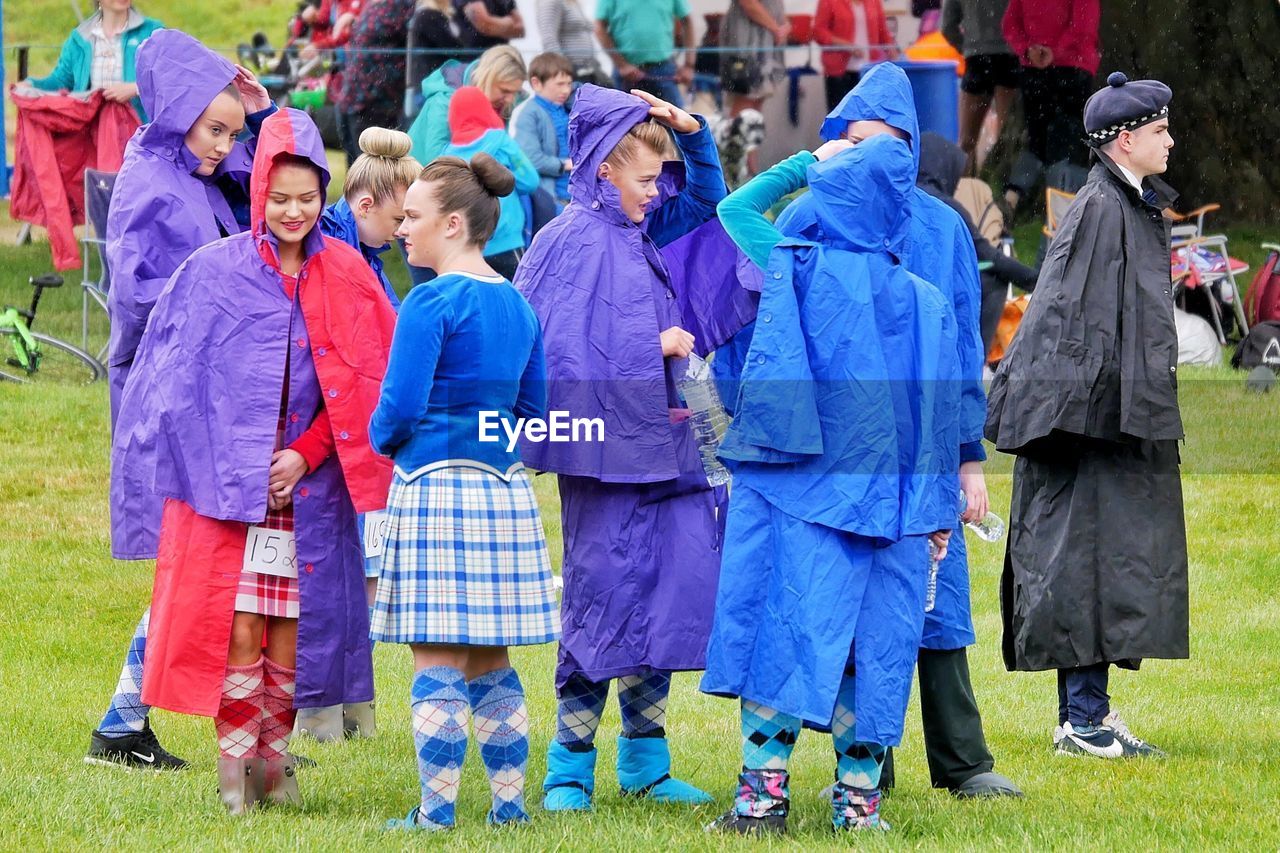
[358,126,414,160]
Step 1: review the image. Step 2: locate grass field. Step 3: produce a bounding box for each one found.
[4,3,1280,847]
[2,218,1279,850]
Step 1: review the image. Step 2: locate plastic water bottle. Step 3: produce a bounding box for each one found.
[925,542,940,613]
[958,491,1006,542]
[676,353,731,487]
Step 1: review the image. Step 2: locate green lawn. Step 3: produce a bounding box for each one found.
[2,222,1279,849]
[4,5,1280,843]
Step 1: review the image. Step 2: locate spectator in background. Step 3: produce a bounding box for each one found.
[408,0,464,106]
[913,0,942,35]
[26,0,163,121]
[718,0,788,119]
[455,0,525,53]
[813,0,896,111]
[595,0,696,107]
[338,0,424,162]
[441,86,541,279]
[1001,0,1099,209]
[409,45,527,165]
[300,0,364,160]
[537,0,606,84]
[511,52,575,208]
[940,0,1019,173]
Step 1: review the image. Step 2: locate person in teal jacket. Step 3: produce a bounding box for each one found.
[441,86,540,279]
[407,46,528,164]
[26,1,163,121]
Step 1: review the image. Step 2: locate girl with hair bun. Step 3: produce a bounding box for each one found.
[291,125,422,745]
[323,127,421,309]
[371,152,559,832]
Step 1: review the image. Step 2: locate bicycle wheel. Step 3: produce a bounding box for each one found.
[0,329,104,385]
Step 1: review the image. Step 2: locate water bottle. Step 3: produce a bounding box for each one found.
[675,353,731,487]
[925,541,940,613]
[958,491,1006,542]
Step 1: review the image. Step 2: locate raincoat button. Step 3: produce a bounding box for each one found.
[296,338,306,348]
[1170,366,1177,373]
[762,313,772,323]
[591,201,600,210]
[305,564,314,573]
[299,487,309,497]
[328,388,338,398]
[756,354,766,365]
[883,238,892,248]
[339,430,350,440]
[317,347,327,356]
[290,413,300,423]
[773,271,782,280]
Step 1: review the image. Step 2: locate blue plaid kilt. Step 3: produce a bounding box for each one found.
[370,465,560,646]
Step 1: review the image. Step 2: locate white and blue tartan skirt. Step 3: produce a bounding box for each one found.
[370,465,560,646]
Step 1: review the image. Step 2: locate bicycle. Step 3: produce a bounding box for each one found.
[1,274,105,385]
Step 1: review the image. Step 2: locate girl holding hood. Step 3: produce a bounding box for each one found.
[514,84,728,811]
[701,134,961,834]
[111,108,397,814]
[91,27,274,772]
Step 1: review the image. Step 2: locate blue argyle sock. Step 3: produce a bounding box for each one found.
[468,667,530,825]
[617,672,670,738]
[831,664,885,789]
[555,673,610,750]
[97,608,151,736]
[741,699,801,770]
[411,666,469,828]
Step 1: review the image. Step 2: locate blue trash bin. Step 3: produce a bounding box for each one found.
[895,60,960,142]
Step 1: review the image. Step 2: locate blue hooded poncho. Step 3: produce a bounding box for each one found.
[701,135,962,740]
[772,62,987,651]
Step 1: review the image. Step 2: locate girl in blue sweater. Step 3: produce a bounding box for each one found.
[371,152,559,832]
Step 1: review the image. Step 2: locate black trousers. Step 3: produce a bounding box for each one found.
[881,647,995,790]
[1019,66,1091,168]
[824,71,861,112]
[979,272,1008,359]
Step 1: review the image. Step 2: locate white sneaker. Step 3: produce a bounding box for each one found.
[1052,724,1066,749]
[1102,712,1166,758]
[1055,721,1125,758]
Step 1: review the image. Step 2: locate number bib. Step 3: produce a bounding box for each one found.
[362,510,391,558]
[243,526,299,578]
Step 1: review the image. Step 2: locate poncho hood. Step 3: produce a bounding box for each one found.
[449,85,505,145]
[250,108,331,264]
[807,135,914,253]
[820,62,921,176]
[566,84,684,217]
[136,29,238,168]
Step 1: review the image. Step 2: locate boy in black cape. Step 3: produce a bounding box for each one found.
[984,72,1189,759]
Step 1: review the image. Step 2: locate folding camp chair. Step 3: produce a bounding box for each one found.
[81,169,116,361]
[1171,235,1250,345]
[1042,186,1076,241]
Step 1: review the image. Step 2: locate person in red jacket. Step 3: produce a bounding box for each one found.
[1000,0,1099,208]
[301,0,364,157]
[813,0,899,110]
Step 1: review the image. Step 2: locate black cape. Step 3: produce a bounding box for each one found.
[985,154,1190,672]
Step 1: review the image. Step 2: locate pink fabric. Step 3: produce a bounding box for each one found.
[1001,0,1100,74]
[258,658,298,759]
[215,659,265,759]
[9,88,139,270]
